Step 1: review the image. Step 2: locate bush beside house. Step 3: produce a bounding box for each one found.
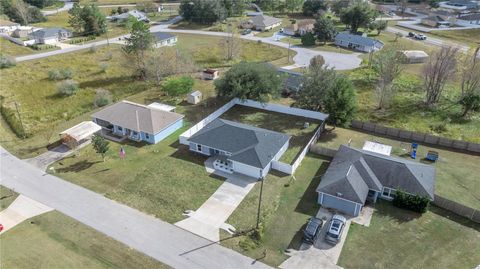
[393,190,430,213]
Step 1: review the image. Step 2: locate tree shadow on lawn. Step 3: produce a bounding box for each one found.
[78,76,134,89]
[169,145,208,166]
[294,157,329,216]
[429,205,480,232]
[56,160,102,173]
[374,200,422,224]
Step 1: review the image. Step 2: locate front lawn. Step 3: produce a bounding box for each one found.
[317,126,480,210]
[0,209,169,269]
[220,105,321,164]
[48,127,224,223]
[220,153,329,267]
[338,202,480,269]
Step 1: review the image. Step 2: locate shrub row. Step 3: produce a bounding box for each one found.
[28,44,57,51]
[0,102,30,138]
[392,189,430,213]
[67,36,96,44]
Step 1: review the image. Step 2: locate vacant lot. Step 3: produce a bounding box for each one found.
[0,39,41,57]
[339,202,480,269]
[430,28,480,47]
[0,210,169,269]
[221,153,329,267]
[220,105,321,164]
[317,127,480,210]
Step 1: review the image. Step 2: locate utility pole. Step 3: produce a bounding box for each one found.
[287,40,291,64]
[14,102,26,139]
[256,177,264,230]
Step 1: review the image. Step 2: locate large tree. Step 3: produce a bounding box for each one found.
[329,0,350,15]
[24,0,55,8]
[423,46,459,107]
[314,15,338,44]
[458,48,480,117]
[371,46,404,109]
[123,21,154,79]
[302,0,327,16]
[179,0,226,24]
[214,62,282,103]
[297,65,356,126]
[2,0,46,24]
[68,4,107,35]
[339,0,377,33]
[286,0,303,14]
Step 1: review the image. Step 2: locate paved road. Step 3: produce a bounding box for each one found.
[0,146,271,269]
[41,0,74,16]
[15,16,362,70]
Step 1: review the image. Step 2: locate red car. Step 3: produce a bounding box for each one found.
[0,223,4,232]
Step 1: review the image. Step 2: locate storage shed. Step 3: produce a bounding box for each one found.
[187,91,202,104]
[400,50,429,64]
[202,69,219,80]
[60,121,102,149]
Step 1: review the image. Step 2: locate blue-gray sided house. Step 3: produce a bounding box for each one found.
[153,32,177,48]
[316,145,435,216]
[334,32,384,53]
[187,119,290,178]
[92,101,184,144]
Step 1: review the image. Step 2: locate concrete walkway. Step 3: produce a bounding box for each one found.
[0,195,53,235]
[175,159,258,242]
[0,146,271,269]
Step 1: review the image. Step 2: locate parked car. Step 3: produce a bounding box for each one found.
[303,217,323,244]
[325,214,347,245]
[415,34,427,40]
[241,29,252,35]
[408,32,415,37]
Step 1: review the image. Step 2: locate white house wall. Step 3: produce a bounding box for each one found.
[232,161,263,178]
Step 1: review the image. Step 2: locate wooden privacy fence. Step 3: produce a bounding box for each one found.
[350,120,480,154]
[433,195,480,224]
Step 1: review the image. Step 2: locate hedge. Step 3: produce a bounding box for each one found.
[0,102,31,138]
[392,189,430,213]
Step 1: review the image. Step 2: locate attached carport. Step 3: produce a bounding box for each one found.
[59,121,101,149]
[318,192,362,217]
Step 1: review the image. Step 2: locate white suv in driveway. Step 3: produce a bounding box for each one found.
[325,214,347,245]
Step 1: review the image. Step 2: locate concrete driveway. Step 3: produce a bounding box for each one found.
[175,159,258,242]
[0,195,53,235]
[25,142,90,171]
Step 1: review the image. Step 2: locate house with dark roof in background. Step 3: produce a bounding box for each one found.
[316,145,436,216]
[187,119,290,178]
[241,14,282,31]
[153,32,177,48]
[334,32,384,53]
[92,100,184,144]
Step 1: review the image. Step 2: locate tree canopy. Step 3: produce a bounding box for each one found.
[339,0,377,33]
[214,62,282,103]
[1,0,46,24]
[314,15,338,44]
[179,0,245,24]
[302,0,327,16]
[123,21,154,79]
[68,3,107,36]
[162,76,194,96]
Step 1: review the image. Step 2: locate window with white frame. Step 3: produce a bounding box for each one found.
[382,187,396,199]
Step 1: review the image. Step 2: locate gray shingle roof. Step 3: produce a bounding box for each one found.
[335,32,384,47]
[92,101,184,134]
[188,119,290,169]
[317,145,436,204]
[30,28,71,38]
[251,14,282,27]
[152,32,176,41]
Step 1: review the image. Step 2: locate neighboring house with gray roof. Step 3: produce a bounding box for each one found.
[153,32,177,48]
[187,119,290,178]
[28,28,72,44]
[317,145,436,216]
[108,10,149,22]
[334,32,384,53]
[92,100,184,144]
[244,14,282,31]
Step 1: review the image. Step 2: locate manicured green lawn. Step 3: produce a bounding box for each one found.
[338,201,480,269]
[48,127,224,223]
[0,186,18,210]
[0,210,170,269]
[317,126,480,210]
[220,105,321,164]
[220,154,329,266]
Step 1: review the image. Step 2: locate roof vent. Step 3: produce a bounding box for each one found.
[336,192,343,197]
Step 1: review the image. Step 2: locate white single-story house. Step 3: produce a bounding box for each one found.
[12,27,33,38]
[0,20,19,34]
[458,13,480,24]
[283,19,315,36]
[187,90,202,104]
[187,119,290,178]
[334,32,384,53]
[108,10,149,22]
[400,50,429,64]
[247,14,282,31]
[439,0,478,10]
[202,69,219,80]
[60,121,102,149]
[316,145,436,216]
[92,100,184,144]
[28,28,72,44]
[152,32,177,48]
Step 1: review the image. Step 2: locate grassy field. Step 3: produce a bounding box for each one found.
[0,210,170,269]
[0,186,19,210]
[0,34,290,158]
[220,154,329,266]
[427,28,480,47]
[220,105,320,164]
[338,201,480,269]
[80,0,154,5]
[317,126,480,210]
[0,38,37,57]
